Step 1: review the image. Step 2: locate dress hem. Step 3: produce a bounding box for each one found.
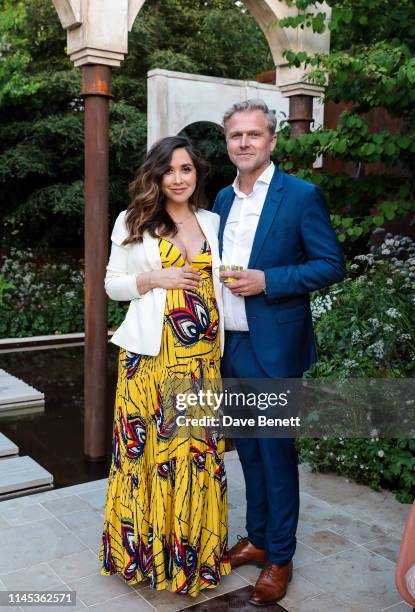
[99,559,232,597]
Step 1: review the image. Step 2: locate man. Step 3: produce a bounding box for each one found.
[213,99,345,606]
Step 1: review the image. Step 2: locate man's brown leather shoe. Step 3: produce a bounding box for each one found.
[228,537,266,568]
[249,560,293,606]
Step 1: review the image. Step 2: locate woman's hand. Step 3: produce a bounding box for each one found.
[153,266,201,290]
[137,265,201,294]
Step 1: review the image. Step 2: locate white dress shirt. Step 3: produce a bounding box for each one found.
[222,162,275,331]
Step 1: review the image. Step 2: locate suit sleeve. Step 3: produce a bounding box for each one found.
[104,212,142,302]
[263,186,345,301]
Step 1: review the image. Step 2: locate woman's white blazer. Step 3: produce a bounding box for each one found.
[105,208,224,356]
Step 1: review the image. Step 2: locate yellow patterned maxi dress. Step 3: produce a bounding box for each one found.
[99,237,231,596]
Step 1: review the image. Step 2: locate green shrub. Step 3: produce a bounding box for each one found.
[298,233,415,503]
[309,234,415,378]
[0,248,126,337]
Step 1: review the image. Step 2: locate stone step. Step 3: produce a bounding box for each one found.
[0,369,45,417]
[0,456,53,500]
[0,432,18,458]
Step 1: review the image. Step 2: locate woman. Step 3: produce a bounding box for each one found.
[99,136,231,596]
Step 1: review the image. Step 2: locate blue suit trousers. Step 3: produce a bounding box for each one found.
[222,331,300,566]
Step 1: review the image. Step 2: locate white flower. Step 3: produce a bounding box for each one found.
[351,330,362,344]
[377,450,385,458]
[386,278,393,285]
[386,308,401,318]
[368,340,385,359]
[343,359,357,369]
[399,333,411,340]
[368,318,380,328]
[311,294,334,320]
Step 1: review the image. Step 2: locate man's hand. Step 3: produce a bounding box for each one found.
[220,269,266,297]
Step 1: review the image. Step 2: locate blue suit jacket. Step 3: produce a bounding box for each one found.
[213,166,345,377]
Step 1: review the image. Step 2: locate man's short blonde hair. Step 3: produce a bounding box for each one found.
[223,99,277,136]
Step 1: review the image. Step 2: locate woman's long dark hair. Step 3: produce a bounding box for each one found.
[123,136,209,244]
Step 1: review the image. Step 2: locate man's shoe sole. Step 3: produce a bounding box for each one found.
[248,596,285,607]
[248,573,293,606]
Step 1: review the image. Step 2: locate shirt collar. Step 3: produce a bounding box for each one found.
[232,162,275,198]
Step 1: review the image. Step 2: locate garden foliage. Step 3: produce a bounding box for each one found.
[298,233,415,502]
[0,0,270,248]
[275,0,415,246]
[274,1,415,501]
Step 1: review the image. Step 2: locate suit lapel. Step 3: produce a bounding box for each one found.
[217,188,235,258]
[248,167,284,269]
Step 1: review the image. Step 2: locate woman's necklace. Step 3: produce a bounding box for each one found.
[171,212,193,225]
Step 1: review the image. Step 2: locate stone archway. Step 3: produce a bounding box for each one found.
[147,68,290,147]
[147,68,324,167]
[54,1,331,86]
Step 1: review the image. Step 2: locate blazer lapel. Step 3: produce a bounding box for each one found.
[217,188,235,258]
[143,230,162,270]
[248,167,284,269]
[195,210,215,254]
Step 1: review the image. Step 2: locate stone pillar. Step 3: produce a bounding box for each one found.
[243,0,331,139]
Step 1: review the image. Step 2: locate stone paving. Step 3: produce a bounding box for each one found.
[0,369,44,417]
[0,450,412,611]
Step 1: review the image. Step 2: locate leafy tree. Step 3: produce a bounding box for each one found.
[275,0,415,249]
[0,0,271,249]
